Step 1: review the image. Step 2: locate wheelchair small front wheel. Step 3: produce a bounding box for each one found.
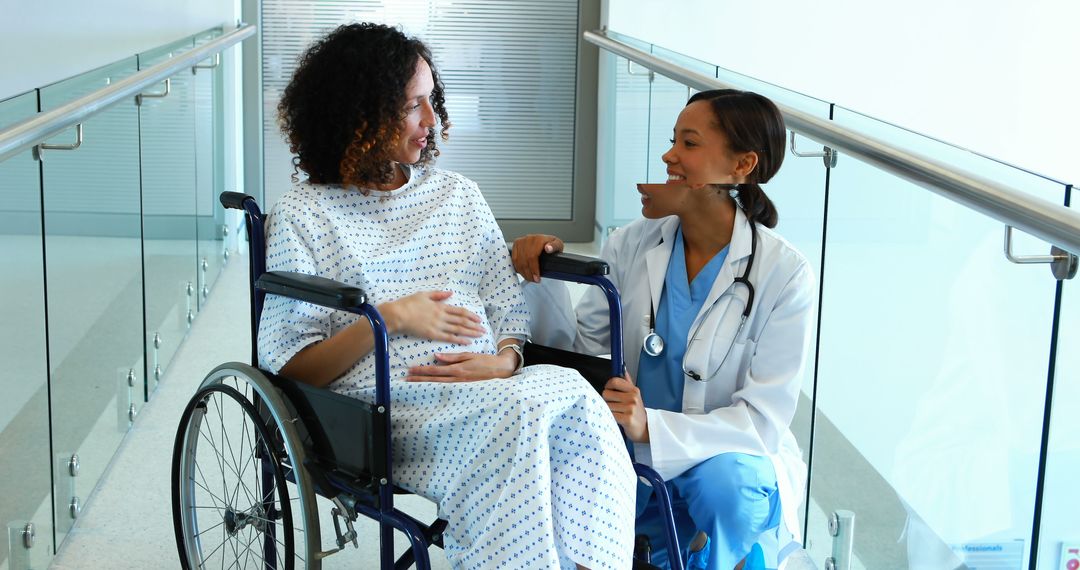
[172,365,319,569]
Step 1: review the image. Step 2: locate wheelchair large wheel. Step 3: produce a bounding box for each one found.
[172,363,321,569]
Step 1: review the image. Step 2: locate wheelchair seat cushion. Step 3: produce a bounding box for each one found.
[524,341,613,394]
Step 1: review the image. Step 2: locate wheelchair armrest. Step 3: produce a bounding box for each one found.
[257,271,368,311]
[538,251,609,276]
[220,191,256,210]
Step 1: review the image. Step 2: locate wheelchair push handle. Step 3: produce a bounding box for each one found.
[220,191,257,210]
[537,251,609,276]
[526,250,626,380]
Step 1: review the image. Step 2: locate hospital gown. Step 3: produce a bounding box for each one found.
[258,165,635,569]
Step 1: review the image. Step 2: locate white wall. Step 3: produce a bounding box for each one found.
[605,0,1079,186]
[0,0,238,101]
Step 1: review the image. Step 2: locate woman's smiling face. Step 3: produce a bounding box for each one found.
[638,100,747,218]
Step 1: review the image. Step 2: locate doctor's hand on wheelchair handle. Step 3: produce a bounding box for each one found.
[604,373,650,443]
[511,234,565,283]
[405,350,519,383]
[378,290,486,345]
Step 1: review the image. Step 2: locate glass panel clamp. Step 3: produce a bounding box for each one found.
[1004,225,1077,280]
[790,131,838,168]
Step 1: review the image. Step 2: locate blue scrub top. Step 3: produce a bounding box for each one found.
[638,227,729,412]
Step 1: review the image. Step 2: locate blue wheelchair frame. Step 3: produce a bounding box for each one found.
[539,267,683,570]
[176,191,682,570]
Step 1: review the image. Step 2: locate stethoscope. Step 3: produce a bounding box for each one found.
[642,215,757,382]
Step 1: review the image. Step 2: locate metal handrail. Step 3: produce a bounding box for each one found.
[0,23,256,165]
[584,29,1080,256]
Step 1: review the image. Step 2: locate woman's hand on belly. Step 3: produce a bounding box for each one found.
[379,290,486,344]
[405,351,517,382]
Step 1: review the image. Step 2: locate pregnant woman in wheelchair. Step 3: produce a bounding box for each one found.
[258,23,635,569]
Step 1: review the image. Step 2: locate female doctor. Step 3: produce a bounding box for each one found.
[512,89,815,570]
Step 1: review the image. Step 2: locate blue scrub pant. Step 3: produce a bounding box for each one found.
[636,453,781,570]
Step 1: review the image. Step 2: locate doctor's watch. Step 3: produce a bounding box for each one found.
[498,343,525,375]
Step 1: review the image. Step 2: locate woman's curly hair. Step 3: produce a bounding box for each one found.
[278,23,450,189]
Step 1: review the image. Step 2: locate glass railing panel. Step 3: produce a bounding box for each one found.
[1038,191,1078,569]
[38,57,144,549]
[834,106,1071,192]
[0,92,55,570]
[193,30,228,309]
[713,65,831,123]
[138,39,199,392]
[807,106,1063,568]
[595,52,651,236]
[604,29,653,53]
[753,111,832,545]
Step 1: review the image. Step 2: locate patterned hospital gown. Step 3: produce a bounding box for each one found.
[258,165,635,569]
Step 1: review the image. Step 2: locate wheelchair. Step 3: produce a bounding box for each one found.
[171,192,684,570]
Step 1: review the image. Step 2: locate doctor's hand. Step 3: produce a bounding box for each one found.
[405,351,517,382]
[511,234,565,283]
[379,291,486,345]
[603,373,650,443]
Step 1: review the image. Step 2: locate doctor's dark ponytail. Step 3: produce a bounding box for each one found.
[687,89,785,229]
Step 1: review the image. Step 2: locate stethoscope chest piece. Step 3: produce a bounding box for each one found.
[642,217,760,380]
[643,331,665,357]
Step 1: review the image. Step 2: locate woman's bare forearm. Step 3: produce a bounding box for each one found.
[278,318,377,387]
[276,292,498,386]
[278,302,407,387]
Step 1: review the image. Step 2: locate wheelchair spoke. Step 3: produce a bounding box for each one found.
[234,409,258,503]
[193,453,231,509]
[231,529,256,570]
[196,406,225,484]
[257,471,283,510]
[240,428,267,508]
[210,395,235,514]
[193,519,226,538]
[271,533,301,563]
[213,394,252,511]
[197,397,256,511]
[226,525,241,568]
[191,470,231,511]
[199,428,244,494]
[219,405,247,506]
[241,511,296,530]
[238,420,270,510]
[238,526,262,570]
[221,509,228,570]
[226,443,255,511]
[197,531,230,568]
[215,395,247,489]
[236,414,265,507]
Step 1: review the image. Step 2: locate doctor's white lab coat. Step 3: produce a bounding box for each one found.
[525,208,816,545]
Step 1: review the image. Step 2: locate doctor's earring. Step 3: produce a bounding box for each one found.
[711,182,740,199]
[728,184,741,199]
